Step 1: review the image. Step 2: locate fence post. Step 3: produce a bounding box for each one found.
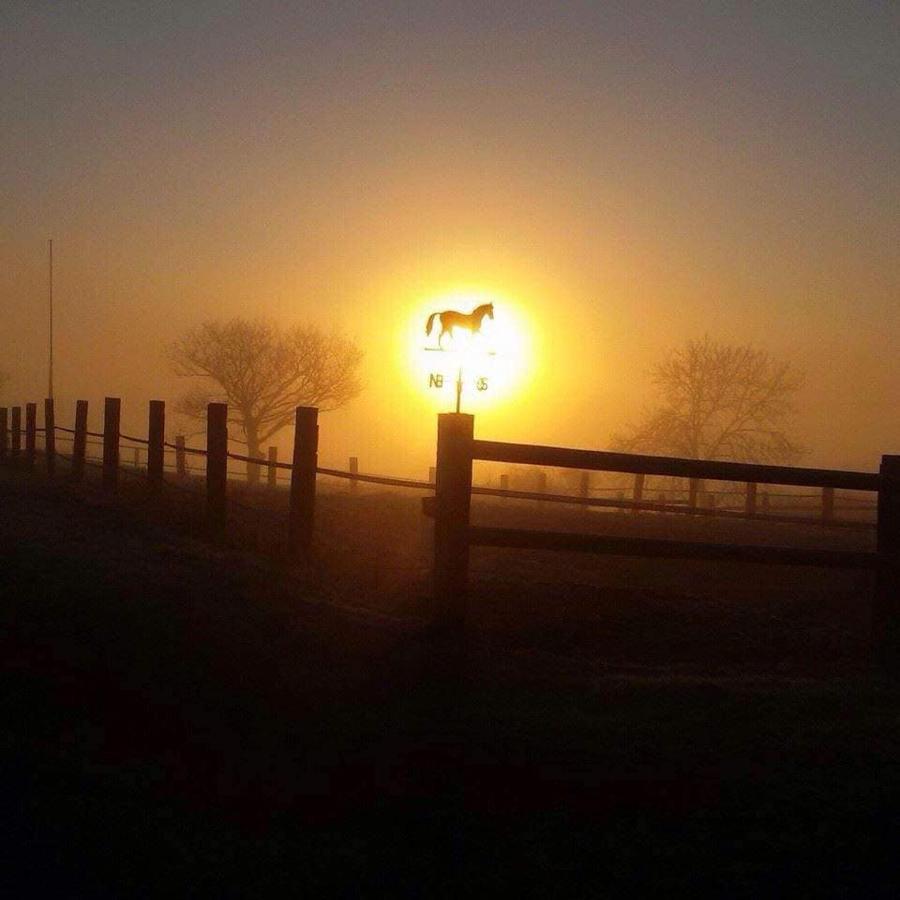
[25,403,36,469]
[11,406,21,459]
[72,400,88,482]
[745,482,757,518]
[579,470,590,517]
[875,455,900,673]
[349,455,359,494]
[822,486,835,524]
[44,398,55,477]
[535,470,548,510]
[267,447,278,489]
[688,478,699,514]
[206,403,228,537]
[434,412,474,627]
[103,397,121,494]
[288,407,318,556]
[631,473,645,515]
[0,408,7,462]
[147,400,165,490]
[175,436,186,478]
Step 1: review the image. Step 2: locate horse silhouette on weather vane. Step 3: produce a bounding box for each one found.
[425,302,494,350]
[423,302,496,412]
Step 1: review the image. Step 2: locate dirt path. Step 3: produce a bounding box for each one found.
[3,473,899,896]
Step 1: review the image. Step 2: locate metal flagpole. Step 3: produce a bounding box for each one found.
[48,238,54,399]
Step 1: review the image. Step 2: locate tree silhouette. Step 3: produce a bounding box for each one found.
[170,319,362,482]
[612,336,805,464]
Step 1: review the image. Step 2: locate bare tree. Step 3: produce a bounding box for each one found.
[169,319,362,482]
[612,336,805,465]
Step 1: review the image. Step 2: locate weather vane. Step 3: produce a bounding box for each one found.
[423,301,496,413]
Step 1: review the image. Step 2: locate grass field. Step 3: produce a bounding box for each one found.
[3,464,899,896]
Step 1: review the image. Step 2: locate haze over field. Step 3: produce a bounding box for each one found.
[3,2,898,474]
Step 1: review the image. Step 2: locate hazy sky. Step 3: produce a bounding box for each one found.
[2,1,898,473]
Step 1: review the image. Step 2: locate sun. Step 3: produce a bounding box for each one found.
[406,290,531,411]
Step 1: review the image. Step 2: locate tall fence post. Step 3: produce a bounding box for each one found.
[0,408,7,462]
[11,406,21,459]
[433,412,474,627]
[875,455,900,673]
[72,400,88,482]
[822,486,835,524]
[631,473,645,515]
[267,447,278,489]
[288,406,318,556]
[102,397,121,494]
[349,456,359,494]
[147,400,165,490]
[206,403,228,537]
[44,398,55,477]
[25,403,36,469]
[175,436,186,478]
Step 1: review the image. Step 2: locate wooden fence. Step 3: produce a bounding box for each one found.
[1,399,897,665]
[0,397,436,555]
[430,413,898,664]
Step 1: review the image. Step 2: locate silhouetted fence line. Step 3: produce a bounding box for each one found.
[2,397,896,668]
[429,413,898,670]
[466,483,872,528]
[0,397,882,533]
[0,398,883,529]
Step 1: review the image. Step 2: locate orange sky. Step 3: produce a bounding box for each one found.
[2,3,898,475]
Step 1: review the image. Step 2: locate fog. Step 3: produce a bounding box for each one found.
[3,3,898,475]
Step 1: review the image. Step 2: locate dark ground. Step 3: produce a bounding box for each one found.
[3,469,900,897]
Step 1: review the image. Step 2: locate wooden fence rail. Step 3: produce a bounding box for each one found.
[434,413,896,669]
[471,438,880,492]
